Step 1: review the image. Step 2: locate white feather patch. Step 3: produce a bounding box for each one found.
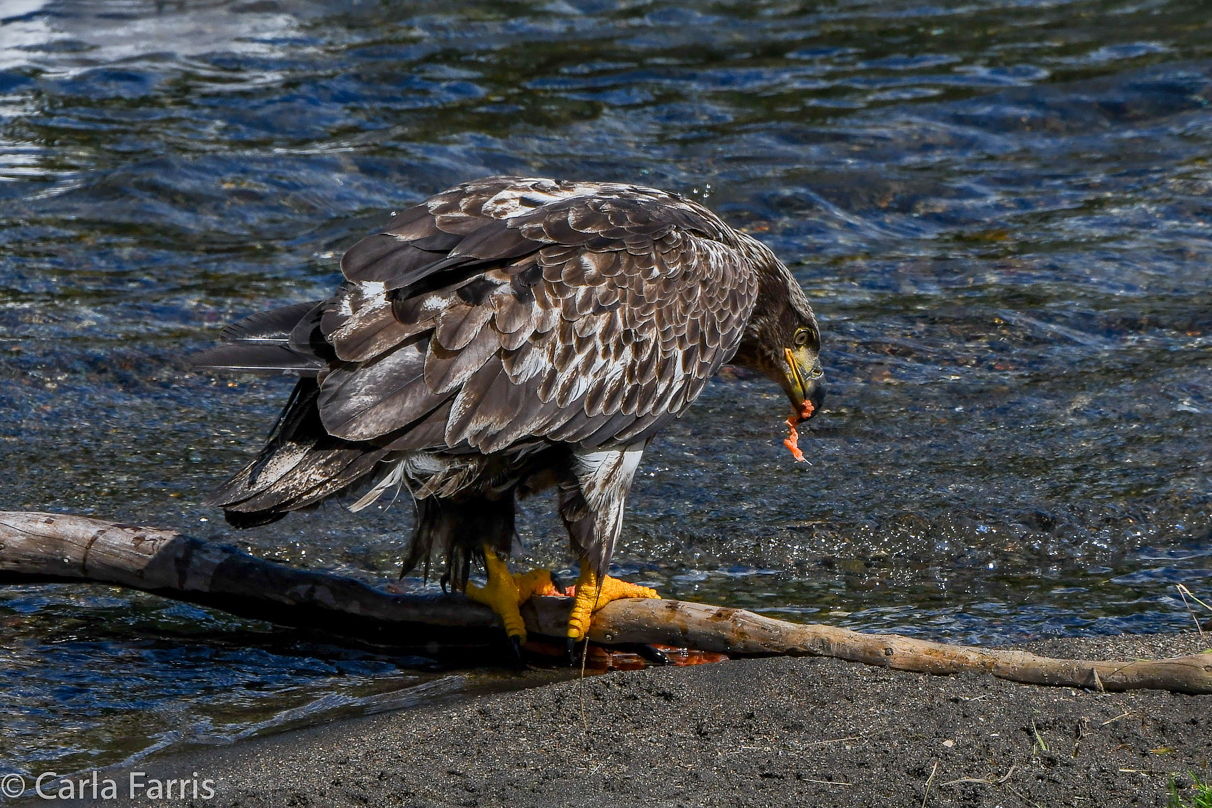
[481,181,603,220]
[348,462,405,512]
[572,444,647,511]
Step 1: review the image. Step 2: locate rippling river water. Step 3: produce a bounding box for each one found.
[1,0,1210,778]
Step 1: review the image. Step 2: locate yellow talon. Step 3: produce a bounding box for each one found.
[465,548,527,642]
[515,568,560,602]
[464,547,562,644]
[567,560,660,641]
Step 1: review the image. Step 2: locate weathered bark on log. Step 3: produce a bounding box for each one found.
[2,511,1210,694]
[0,510,502,648]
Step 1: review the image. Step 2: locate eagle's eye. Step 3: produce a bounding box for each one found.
[793,328,811,347]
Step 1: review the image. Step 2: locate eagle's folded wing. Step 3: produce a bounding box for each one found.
[311,176,761,454]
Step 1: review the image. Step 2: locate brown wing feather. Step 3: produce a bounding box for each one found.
[313,177,761,454]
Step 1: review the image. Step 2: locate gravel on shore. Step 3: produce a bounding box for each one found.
[59,633,1212,807]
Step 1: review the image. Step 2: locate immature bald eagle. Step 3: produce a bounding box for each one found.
[195,176,824,648]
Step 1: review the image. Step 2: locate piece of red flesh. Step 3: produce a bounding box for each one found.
[784,416,805,462]
[783,400,814,462]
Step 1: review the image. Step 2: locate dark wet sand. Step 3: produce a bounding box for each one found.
[69,634,1212,808]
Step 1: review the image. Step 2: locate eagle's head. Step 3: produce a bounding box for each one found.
[732,240,826,424]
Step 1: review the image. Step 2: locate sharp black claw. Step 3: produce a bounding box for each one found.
[633,643,670,665]
[549,571,567,596]
[508,636,528,670]
[565,637,578,666]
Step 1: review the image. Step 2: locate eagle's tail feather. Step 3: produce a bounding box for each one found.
[213,377,389,527]
[191,300,328,376]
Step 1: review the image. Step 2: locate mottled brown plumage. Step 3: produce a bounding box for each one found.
[195,176,824,594]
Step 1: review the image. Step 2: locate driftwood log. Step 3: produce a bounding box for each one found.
[2,510,1209,694]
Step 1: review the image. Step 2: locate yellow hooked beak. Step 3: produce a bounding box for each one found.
[784,347,824,421]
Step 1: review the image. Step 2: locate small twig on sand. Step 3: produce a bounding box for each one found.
[1005,784,1045,808]
[942,764,1016,787]
[804,735,863,746]
[1176,584,1209,648]
[921,761,939,808]
[1031,716,1049,755]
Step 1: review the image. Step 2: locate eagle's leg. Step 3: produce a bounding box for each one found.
[559,444,662,642]
[464,545,562,644]
[566,559,660,641]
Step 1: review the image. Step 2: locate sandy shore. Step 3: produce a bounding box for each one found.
[54,633,1212,807]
